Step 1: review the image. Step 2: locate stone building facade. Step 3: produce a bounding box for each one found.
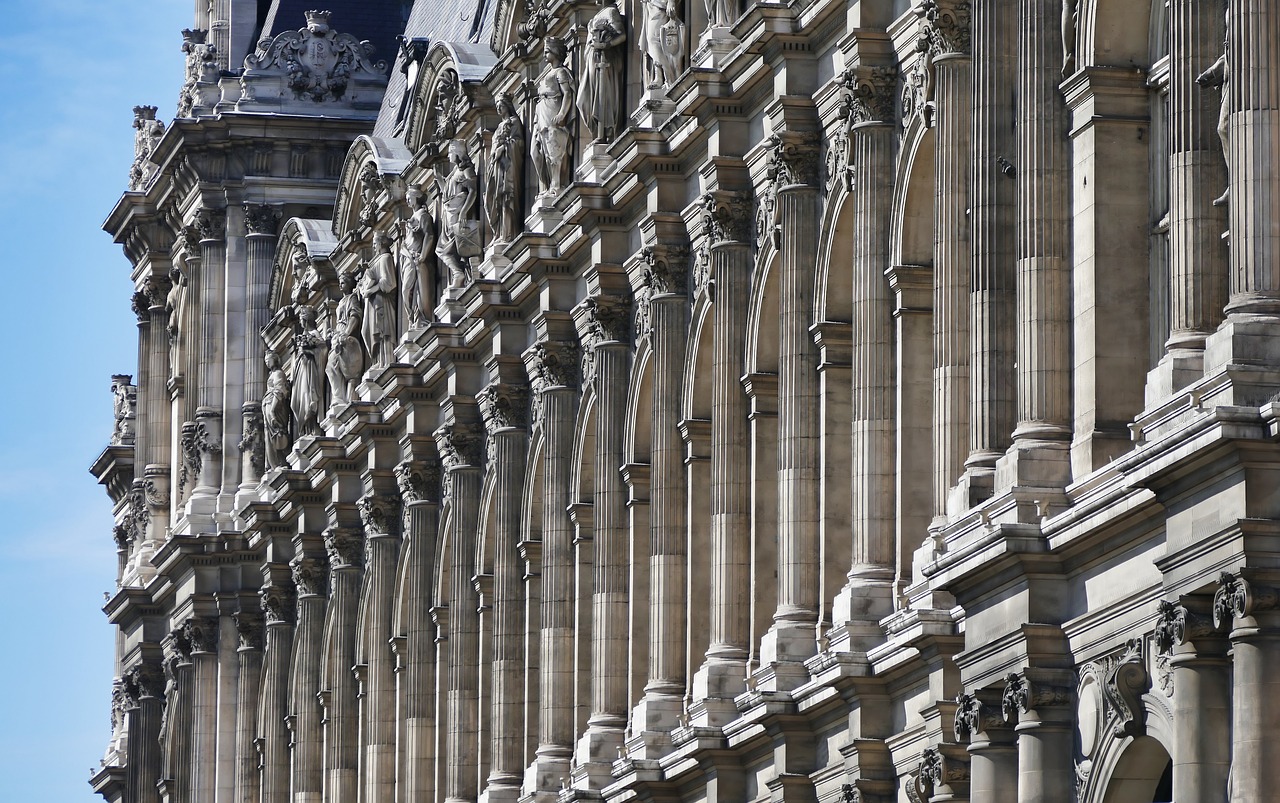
[92,0,1278,801]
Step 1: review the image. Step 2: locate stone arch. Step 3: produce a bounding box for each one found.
[891,118,936,270]
[1081,691,1176,803]
[682,294,714,423]
[815,183,855,325]
[269,218,337,312]
[403,42,499,155]
[332,136,412,239]
[745,246,781,375]
[624,339,654,467]
[1078,0,1155,70]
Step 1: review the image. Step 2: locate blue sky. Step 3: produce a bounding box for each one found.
[0,1,189,799]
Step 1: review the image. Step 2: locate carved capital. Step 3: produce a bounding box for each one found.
[701,190,754,245]
[642,244,691,296]
[1214,571,1280,628]
[192,208,226,242]
[953,692,1006,742]
[581,295,632,347]
[919,745,969,791]
[395,459,441,504]
[324,527,364,571]
[434,422,485,472]
[917,0,972,56]
[243,203,281,235]
[478,383,530,434]
[841,65,899,126]
[290,554,329,596]
[142,273,173,311]
[1154,599,1215,654]
[183,616,219,654]
[766,130,823,190]
[526,340,581,393]
[358,493,400,537]
[234,611,264,650]
[1002,670,1073,721]
[126,662,166,702]
[260,582,296,624]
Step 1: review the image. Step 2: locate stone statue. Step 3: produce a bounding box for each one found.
[705,0,737,29]
[166,256,189,354]
[129,106,165,191]
[358,231,398,368]
[290,248,320,306]
[577,0,628,142]
[290,305,326,437]
[532,37,576,198]
[326,270,364,406]
[436,140,481,289]
[1197,10,1230,207]
[639,0,685,91]
[1061,0,1078,77]
[111,375,137,446]
[404,187,437,322]
[261,351,292,469]
[485,92,525,243]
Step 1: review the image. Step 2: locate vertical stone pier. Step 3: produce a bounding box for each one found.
[397,461,441,803]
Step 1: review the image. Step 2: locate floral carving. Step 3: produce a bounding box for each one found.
[842,65,899,127]
[479,384,531,433]
[916,0,972,57]
[324,527,365,571]
[290,554,328,596]
[765,130,822,190]
[192,208,226,242]
[395,459,441,505]
[642,244,691,296]
[701,190,754,246]
[242,10,387,103]
[579,296,632,384]
[1154,599,1215,654]
[234,611,264,650]
[183,616,219,654]
[260,582,296,624]
[243,203,281,236]
[358,493,400,538]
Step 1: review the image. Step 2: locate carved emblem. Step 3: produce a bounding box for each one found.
[243,11,387,103]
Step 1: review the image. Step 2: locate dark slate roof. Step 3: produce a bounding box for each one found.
[372,0,498,137]
[260,0,412,70]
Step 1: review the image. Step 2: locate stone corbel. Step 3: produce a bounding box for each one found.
[1101,639,1148,738]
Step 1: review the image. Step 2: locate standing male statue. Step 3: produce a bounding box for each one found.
[436,140,481,289]
[357,231,398,368]
[639,0,684,91]
[1197,8,1231,207]
[531,37,576,197]
[326,270,364,405]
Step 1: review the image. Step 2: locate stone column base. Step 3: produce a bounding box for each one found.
[575,143,616,185]
[631,89,676,130]
[521,754,571,803]
[1200,317,1280,406]
[526,198,564,236]
[1145,348,1206,406]
[624,694,682,759]
[694,26,739,70]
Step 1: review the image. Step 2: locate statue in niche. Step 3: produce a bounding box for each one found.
[290,249,320,306]
[403,188,437,322]
[531,37,576,198]
[326,270,364,406]
[290,305,326,437]
[485,92,525,243]
[165,257,189,364]
[1061,0,1078,77]
[639,0,685,91]
[705,0,737,29]
[358,231,398,368]
[577,0,628,142]
[1197,9,1230,207]
[261,351,292,469]
[437,140,481,289]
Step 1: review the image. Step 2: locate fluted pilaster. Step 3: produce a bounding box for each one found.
[321,527,363,802]
[358,493,402,803]
[397,460,441,803]
[288,552,326,803]
[184,617,219,803]
[258,579,295,803]
[160,631,193,803]
[126,663,165,803]
[234,611,263,803]
[240,204,280,492]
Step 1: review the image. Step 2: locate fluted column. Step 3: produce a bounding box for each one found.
[160,631,193,803]
[478,384,531,799]
[239,204,280,495]
[1154,599,1230,803]
[288,552,327,803]
[691,191,754,720]
[358,493,402,803]
[257,578,295,803]
[321,528,363,802]
[573,295,632,776]
[396,460,442,803]
[438,423,486,803]
[188,208,227,522]
[126,663,166,803]
[1001,0,1072,490]
[834,67,899,643]
[1214,572,1280,803]
[968,0,1016,477]
[522,340,579,791]
[630,246,690,745]
[234,611,264,803]
[1162,0,1228,369]
[921,0,973,520]
[955,691,1017,803]
[184,617,220,803]
[1002,669,1074,803]
[758,127,824,683]
[142,274,174,558]
[1225,2,1280,319]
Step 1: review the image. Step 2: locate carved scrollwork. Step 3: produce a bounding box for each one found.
[920,745,969,790]
[916,0,972,57]
[1103,639,1148,738]
[290,554,329,596]
[324,527,365,571]
[242,10,387,103]
[953,692,1005,742]
[1154,599,1216,654]
[1213,571,1279,629]
[1003,670,1073,721]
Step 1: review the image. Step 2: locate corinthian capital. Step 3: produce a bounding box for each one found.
[358,492,401,538]
[765,130,823,189]
[324,527,364,571]
[434,422,485,471]
[916,0,971,56]
[641,244,691,296]
[243,203,281,236]
[192,208,226,242]
[525,340,581,393]
[395,458,441,505]
[478,383,530,433]
[701,190,754,245]
[840,65,900,126]
[953,691,1006,742]
[183,616,219,654]
[290,553,328,596]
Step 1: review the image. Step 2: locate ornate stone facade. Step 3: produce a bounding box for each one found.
[94,2,1280,803]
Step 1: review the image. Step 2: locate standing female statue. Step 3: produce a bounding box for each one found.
[437,140,481,289]
[485,92,525,243]
[290,305,326,437]
[358,231,398,368]
[261,351,292,469]
[577,0,627,142]
[639,0,684,91]
[531,37,576,197]
[402,189,436,326]
[326,270,364,405]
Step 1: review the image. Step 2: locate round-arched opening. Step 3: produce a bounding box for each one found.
[1100,735,1172,803]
